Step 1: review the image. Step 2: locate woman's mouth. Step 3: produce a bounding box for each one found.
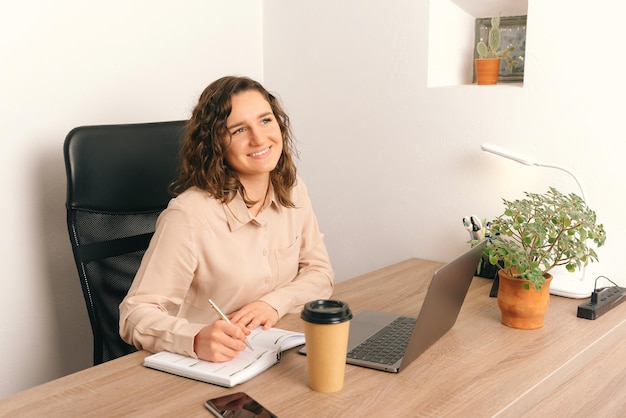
[249,147,270,158]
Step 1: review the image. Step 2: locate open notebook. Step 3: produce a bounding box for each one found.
[144,327,304,387]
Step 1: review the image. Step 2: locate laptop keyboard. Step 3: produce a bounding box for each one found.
[347,316,417,365]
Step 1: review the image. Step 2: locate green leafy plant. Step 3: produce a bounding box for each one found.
[483,187,606,291]
[476,16,518,70]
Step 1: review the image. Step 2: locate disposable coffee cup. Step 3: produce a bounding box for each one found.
[301,299,352,393]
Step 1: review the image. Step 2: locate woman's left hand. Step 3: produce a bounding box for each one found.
[229,300,279,330]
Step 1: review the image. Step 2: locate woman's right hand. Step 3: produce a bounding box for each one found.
[193,320,250,362]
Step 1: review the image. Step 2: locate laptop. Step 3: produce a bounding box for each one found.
[301,240,486,373]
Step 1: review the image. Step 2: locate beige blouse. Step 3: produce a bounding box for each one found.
[119,176,334,358]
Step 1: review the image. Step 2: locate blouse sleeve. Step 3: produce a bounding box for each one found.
[119,206,204,358]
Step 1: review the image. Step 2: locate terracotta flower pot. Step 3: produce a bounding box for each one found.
[497,269,553,330]
[474,58,500,85]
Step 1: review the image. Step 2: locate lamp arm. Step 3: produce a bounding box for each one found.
[535,163,586,202]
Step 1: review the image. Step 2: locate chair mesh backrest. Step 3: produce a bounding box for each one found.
[68,211,161,363]
[64,121,186,364]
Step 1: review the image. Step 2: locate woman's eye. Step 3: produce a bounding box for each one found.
[232,127,244,135]
[261,118,272,125]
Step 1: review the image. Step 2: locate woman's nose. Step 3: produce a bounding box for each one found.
[248,126,264,145]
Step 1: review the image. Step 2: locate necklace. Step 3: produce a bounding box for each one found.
[247,183,270,216]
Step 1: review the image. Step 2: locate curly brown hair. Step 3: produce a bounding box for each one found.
[172,76,298,207]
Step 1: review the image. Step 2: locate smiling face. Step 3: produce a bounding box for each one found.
[223,90,283,186]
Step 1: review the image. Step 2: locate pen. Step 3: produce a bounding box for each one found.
[470,215,484,240]
[208,299,253,351]
[463,216,484,241]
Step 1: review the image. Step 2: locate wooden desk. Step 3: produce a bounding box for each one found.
[2,259,625,417]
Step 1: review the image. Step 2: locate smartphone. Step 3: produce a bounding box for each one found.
[204,392,278,418]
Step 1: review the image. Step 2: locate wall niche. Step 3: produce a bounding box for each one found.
[427,0,528,88]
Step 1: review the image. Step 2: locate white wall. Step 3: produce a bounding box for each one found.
[264,0,625,286]
[0,0,262,398]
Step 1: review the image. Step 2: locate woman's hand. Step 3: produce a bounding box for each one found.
[229,300,279,330]
[194,320,250,362]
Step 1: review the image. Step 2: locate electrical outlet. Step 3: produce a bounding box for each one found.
[577,286,626,320]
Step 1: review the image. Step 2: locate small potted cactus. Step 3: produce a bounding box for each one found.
[475,16,517,85]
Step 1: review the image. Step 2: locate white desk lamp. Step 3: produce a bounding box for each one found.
[481,143,594,299]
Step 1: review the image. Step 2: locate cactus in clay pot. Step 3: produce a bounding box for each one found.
[476,16,517,70]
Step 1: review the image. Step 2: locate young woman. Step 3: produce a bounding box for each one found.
[119,76,334,362]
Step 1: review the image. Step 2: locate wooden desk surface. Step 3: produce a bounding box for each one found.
[2,258,625,417]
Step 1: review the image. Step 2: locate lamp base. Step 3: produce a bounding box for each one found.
[549,272,593,299]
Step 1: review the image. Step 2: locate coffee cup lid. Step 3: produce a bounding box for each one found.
[301,299,352,324]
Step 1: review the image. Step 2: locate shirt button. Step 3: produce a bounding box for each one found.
[262,249,268,256]
[265,277,271,284]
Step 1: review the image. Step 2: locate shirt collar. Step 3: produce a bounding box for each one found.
[224,183,279,231]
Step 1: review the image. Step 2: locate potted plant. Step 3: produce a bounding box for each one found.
[483,187,606,329]
[475,16,517,85]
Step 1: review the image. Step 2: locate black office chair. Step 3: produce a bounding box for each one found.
[64,120,186,365]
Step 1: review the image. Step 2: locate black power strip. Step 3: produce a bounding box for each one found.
[577,286,626,320]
